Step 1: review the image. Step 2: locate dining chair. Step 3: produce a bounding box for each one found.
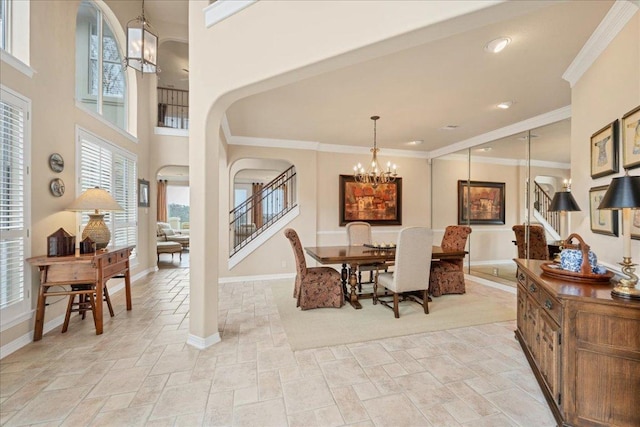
[512,224,549,260]
[429,225,472,297]
[346,221,383,288]
[284,228,344,310]
[373,227,433,318]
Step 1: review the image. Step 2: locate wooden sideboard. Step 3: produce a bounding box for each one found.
[514,259,640,427]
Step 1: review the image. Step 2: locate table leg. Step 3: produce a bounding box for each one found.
[125,260,132,311]
[348,262,362,309]
[95,278,103,335]
[33,269,47,341]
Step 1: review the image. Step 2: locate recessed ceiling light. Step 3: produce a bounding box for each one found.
[497,101,513,109]
[485,37,511,53]
[440,125,459,131]
[406,140,424,146]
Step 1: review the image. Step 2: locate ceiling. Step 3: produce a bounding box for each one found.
[147,0,615,167]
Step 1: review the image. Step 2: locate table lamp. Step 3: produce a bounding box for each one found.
[66,187,124,250]
[597,172,640,299]
[549,180,581,240]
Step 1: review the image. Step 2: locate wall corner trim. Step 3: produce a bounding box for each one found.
[187,333,221,349]
[204,0,258,28]
[563,1,639,88]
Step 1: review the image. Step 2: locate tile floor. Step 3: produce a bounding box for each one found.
[0,267,556,426]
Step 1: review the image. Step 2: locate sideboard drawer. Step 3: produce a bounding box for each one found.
[538,287,561,324]
[517,268,527,287]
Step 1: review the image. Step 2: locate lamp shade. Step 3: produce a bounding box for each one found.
[66,187,123,213]
[549,191,581,212]
[597,175,640,210]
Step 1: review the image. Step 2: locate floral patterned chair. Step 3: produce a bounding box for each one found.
[284,228,344,310]
[512,224,549,260]
[428,225,472,297]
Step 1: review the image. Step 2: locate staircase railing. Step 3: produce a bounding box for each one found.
[229,166,297,257]
[534,182,559,235]
[157,87,189,130]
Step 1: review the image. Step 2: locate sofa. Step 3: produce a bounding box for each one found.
[157,222,190,249]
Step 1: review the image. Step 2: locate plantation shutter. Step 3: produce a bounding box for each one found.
[0,94,28,311]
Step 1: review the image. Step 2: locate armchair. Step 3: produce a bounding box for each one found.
[157,222,190,249]
[284,228,344,310]
[429,225,472,297]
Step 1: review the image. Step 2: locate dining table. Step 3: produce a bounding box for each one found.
[304,245,467,309]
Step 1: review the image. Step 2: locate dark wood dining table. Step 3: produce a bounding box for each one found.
[304,245,467,309]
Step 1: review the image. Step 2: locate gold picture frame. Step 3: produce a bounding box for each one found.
[590,120,618,179]
[621,105,640,170]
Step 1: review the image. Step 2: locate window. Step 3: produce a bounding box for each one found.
[0,0,8,51]
[0,87,31,324]
[76,0,127,130]
[77,128,137,256]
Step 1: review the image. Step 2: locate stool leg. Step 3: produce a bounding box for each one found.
[62,294,75,333]
[103,285,115,317]
[88,293,98,330]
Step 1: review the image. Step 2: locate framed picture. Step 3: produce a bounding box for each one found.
[138,179,150,207]
[590,120,618,179]
[457,180,505,225]
[339,175,402,226]
[589,185,618,236]
[621,105,640,170]
[48,153,64,173]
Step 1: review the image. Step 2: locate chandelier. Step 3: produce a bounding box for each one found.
[125,0,158,74]
[353,116,397,186]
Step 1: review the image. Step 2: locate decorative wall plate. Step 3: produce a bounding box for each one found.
[49,153,64,172]
[50,178,65,197]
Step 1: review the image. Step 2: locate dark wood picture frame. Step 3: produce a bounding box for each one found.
[589,185,619,237]
[590,120,619,179]
[138,179,150,208]
[339,175,402,226]
[457,180,505,225]
[621,105,640,170]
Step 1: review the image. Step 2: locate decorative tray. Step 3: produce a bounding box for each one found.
[540,262,613,283]
[539,233,613,283]
[364,243,396,250]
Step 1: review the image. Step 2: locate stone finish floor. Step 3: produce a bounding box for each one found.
[0,267,556,426]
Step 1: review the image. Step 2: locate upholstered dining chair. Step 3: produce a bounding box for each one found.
[373,227,433,318]
[512,224,549,260]
[284,228,344,310]
[346,221,380,288]
[428,225,472,297]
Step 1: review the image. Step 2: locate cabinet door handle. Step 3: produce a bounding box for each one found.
[529,284,537,292]
[545,299,553,310]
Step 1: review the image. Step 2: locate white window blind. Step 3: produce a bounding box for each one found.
[78,129,137,254]
[0,88,30,319]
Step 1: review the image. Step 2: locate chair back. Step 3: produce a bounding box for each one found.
[512,224,549,260]
[391,227,433,293]
[346,222,372,246]
[284,228,307,278]
[441,225,472,251]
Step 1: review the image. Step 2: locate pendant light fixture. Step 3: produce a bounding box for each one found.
[353,116,397,187]
[125,0,158,74]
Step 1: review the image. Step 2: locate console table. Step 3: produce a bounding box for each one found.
[27,245,134,341]
[514,259,640,427]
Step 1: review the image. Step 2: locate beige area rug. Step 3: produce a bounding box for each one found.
[271,279,516,351]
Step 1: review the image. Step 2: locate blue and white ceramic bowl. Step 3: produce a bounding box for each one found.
[560,249,598,273]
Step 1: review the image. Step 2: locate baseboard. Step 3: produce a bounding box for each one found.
[465,274,517,294]
[187,332,221,349]
[219,273,296,284]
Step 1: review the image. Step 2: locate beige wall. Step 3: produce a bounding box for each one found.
[0,1,154,348]
[571,13,640,265]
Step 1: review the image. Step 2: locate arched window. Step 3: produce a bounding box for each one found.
[75,0,127,130]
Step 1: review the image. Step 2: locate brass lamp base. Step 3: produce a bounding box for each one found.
[611,258,640,300]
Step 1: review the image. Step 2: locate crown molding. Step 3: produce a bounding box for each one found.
[437,153,569,170]
[428,106,571,159]
[563,0,639,88]
[204,0,258,28]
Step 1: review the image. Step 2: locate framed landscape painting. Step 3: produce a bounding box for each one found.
[457,180,505,225]
[590,120,618,179]
[622,105,640,170]
[339,175,402,226]
[589,185,618,237]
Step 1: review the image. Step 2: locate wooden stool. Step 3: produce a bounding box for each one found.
[62,283,115,333]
